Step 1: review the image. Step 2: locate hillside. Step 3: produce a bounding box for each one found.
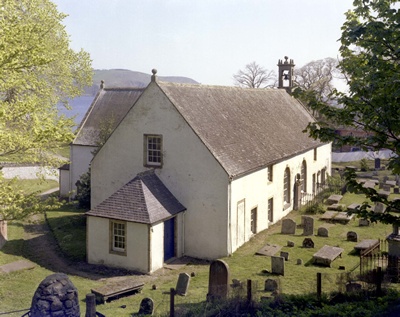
[84,69,199,95]
[60,69,199,125]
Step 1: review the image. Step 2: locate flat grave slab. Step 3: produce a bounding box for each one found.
[326,194,343,205]
[320,211,354,223]
[327,204,346,211]
[347,203,360,211]
[354,239,380,253]
[386,180,396,187]
[363,181,376,189]
[91,281,144,304]
[378,190,390,199]
[313,245,344,267]
[0,260,35,274]
[256,243,282,256]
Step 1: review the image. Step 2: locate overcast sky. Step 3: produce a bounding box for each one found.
[53,0,353,86]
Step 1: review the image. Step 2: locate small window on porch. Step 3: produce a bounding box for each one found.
[268,165,273,182]
[110,220,126,255]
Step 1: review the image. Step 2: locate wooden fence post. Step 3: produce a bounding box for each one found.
[317,273,322,300]
[85,293,96,317]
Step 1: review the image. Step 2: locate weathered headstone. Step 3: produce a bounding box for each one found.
[359,219,370,227]
[317,227,329,237]
[176,273,190,296]
[207,260,230,301]
[30,273,80,317]
[374,202,386,214]
[347,231,358,242]
[395,187,400,194]
[138,298,154,315]
[302,216,314,236]
[281,219,296,234]
[271,256,285,276]
[296,259,303,265]
[375,158,381,169]
[302,238,314,248]
[287,241,294,247]
[280,251,289,261]
[383,184,391,192]
[264,279,278,292]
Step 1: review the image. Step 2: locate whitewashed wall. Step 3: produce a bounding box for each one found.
[229,142,331,252]
[69,144,96,198]
[91,82,230,260]
[87,216,150,273]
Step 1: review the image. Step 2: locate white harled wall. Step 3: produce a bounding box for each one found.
[91,81,230,261]
[69,144,96,198]
[229,142,331,253]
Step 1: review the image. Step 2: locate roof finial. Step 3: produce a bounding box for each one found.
[151,69,158,82]
[100,80,105,89]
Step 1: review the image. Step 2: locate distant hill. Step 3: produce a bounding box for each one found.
[60,69,199,126]
[84,69,199,95]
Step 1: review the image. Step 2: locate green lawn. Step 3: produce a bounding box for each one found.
[2,167,400,316]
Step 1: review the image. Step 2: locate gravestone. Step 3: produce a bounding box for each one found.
[176,273,190,296]
[347,231,358,242]
[379,182,384,189]
[30,273,80,317]
[302,216,314,236]
[395,187,400,194]
[383,175,389,183]
[383,184,391,192]
[280,251,289,261]
[359,219,370,227]
[138,298,154,315]
[208,260,230,301]
[326,194,343,205]
[375,158,381,169]
[264,279,278,292]
[296,259,303,265]
[287,241,294,247]
[271,256,285,276]
[302,238,314,248]
[281,219,296,234]
[374,202,386,213]
[317,227,329,237]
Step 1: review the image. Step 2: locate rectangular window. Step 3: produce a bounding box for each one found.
[312,173,316,194]
[144,134,162,167]
[251,207,257,234]
[110,221,126,254]
[314,148,317,161]
[268,165,273,182]
[268,198,273,223]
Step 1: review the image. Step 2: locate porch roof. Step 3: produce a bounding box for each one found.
[86,170,186,224]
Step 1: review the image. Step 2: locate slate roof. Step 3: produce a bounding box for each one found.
[73,87,145,146]
[86,170,186,224]
[157,81,324,178]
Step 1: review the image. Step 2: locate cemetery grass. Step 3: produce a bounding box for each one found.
[1,191,400,316]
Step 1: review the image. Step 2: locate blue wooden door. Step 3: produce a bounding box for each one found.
[164,218,175,261]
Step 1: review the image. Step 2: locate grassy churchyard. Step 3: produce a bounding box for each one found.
[1,160,400,316]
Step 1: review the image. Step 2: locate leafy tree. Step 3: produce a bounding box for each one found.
[0,0,92,221]
[300,0,400,225]
[76,170,91,209]
[0,175,60,221]
[0,0,92,165]
[233,61,276,88]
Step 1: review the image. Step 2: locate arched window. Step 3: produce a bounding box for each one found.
[301,160,307,193]
[284,167,290,205]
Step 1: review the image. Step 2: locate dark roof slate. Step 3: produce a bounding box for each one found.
[86,171,186,224]
[74,87,145,146]
[158,82,323,177]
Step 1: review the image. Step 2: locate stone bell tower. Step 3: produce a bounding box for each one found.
[278,56,295,93]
